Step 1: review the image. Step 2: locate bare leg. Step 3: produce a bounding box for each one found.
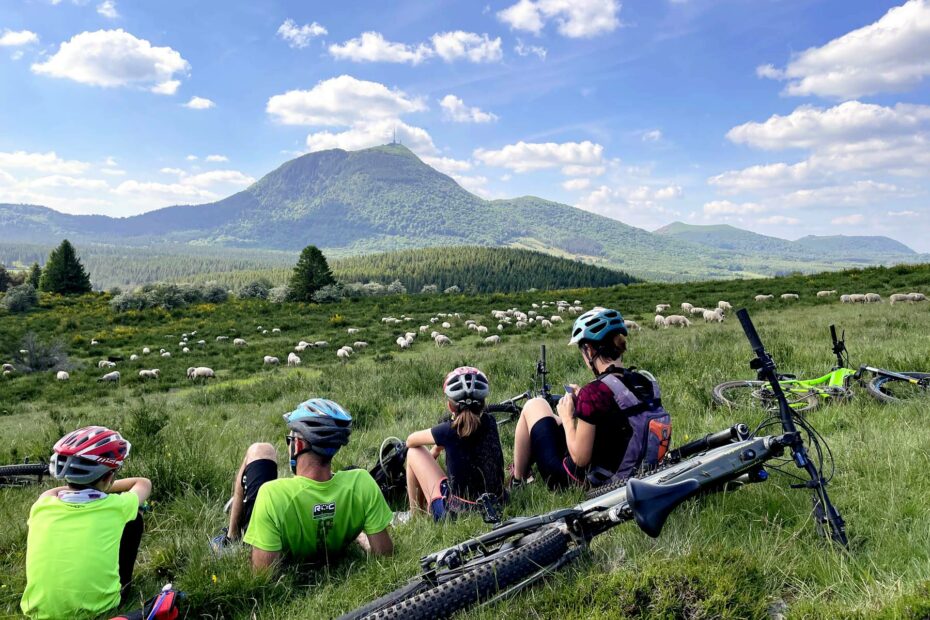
[512,397,560,480]
[228,442,276,539]
[405,446,447,515]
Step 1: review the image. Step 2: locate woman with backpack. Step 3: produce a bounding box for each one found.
[405,367,505,520]
[509,307,671,490]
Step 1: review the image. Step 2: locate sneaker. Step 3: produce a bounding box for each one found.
[210,528,235,558]
[506,463,530,490]
[392,510,412,525]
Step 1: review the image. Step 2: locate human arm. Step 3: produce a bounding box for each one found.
[558,392,595,468]
[251,548,281,572]
[109,477,152,505]
[406,428,436,449]
[365,530,393,556]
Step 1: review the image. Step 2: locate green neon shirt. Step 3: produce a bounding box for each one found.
[242,469,392,561]
[21,493,139,620]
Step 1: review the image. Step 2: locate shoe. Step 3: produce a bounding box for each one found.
[506,463,528,490]
[392,510,412,525]
[210,528,235,558]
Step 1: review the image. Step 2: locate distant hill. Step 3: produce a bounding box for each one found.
[1,145,922,281]
[331,246,640,293]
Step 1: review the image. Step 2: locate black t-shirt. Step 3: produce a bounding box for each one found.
[431,413,505,500]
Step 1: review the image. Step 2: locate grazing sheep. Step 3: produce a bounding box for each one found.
[262,330,269,335]
[817,290,837,298]
[98,360,116,369]
[397,337,411,350]
[908,292,927,302]
[850,294,867,303]
[755,295,774,302]
[233,338,247,347]
[182,347,190,354]
[717,301,732,311]
[434,335,452,347]
[139,369,160,380]
[430,331,440,339]
[130,354,139,361]
[624,320,641,331]
[91,339,100,346]
[98,371,120,383]
[347,328,360,334]
[497,324,504,331]
[681,303,694,313]
[336,348,351,362]
[780,293,799,301]
[654,315,668,329]
[404,332,416,340]
[353,341,368,349]
[178,341,186,348]
[263,356,280,365]
[161,352,171,358]
[515,321,528,329]
[703,308,725,323]
[187,367,215,380]
[865,293,882,303]
[655,304,671,314]
[197,340,206,346]
[287,352,301,367]
[216,336,229,342]
[294,343,308,352]
[890,293,909,305]
[550,315,564,323]
[56,371,70,381]
[665,315,691,328]
[1,363,13,372]
[484,335,501,345]
[442,322,452,329]
[256,326,263,331]
[419,325,429,333]
[142,347,151,354]
[840,294,852,303]
[272,328,281,333]
[689,307,706,316]
[314,341,329,348]
[476,325,489,334]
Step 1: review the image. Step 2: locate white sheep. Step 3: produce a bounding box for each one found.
[689,307,706,316]
[397,337,411,350]
[703,308,725,323]
[187,367,215,380]
[515,321,528,329]
[840,294,852,303]
[780,293,799,301]
[272,328,281,333]
[405,332,416,340]
[850,294,867,303]
[263,356,280,365]
[476,325,489,334]
[817,290,837,298]
[484,335,501,345]
[419,325,429,333]
[717,301,732,311]
[353,341,368,349]
[865,293,882,303]
[294,343,308,352]
[139,369,160,380]
[908,292,927,302]
[287,352,301,367]
[624,320,641,331]
[161,351,171,358]
[1,363,13,372]
[755,295,774,302]
[550,315,564,323]
[91,339,100,346]
[98,371,120,383]
[130,354,139,361]
[890,293,909,305]
[430,331,440,339]
[655,304,671,314]
[142,347,151,354]
[442,321,452,329]
[98,360,116,368]
[336,348,351,362]
[216,336,229,342]
[182,347,190,354]
[56,371,70,381]
[681,302,694,313]
[347,328,360,334]
[262,330,269,335]
[434,335,452,347]
[178,341,186,348]
[654,315,668,329]
[233,338,247,347]
[197,340,206,346]
[314,341,329,348]
[665,315,691,328]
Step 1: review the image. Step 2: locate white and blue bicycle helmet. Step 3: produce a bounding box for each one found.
[283,398,352,458]
[569,307,627,345]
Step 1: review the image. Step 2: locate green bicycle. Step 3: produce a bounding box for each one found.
[713,325,930,412]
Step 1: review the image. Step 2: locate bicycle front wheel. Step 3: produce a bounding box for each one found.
[866,372,930,404]
[712,381,819,413]
[349,528,570,620]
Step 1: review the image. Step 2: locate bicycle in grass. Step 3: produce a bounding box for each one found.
[339,309,847,620]
[713,324,930,413]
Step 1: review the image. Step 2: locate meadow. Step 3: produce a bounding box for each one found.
[2,265,930,619]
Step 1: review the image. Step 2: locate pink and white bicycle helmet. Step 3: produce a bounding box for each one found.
[49,426,131,485]
[443,367,490,404]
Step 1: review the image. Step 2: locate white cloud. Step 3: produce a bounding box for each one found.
[758,0,930,98]
[830,213,864,225]
[329,32,433,64]
[113,180,217,204]
[205,154,228,163]
[451,174,489,196]
[266,75,426,126]
[100,168,125,176]
[562,164,605,176]
[439,95,497,123]
[28,175,109,191]
[430,31,502,63]
[642,129,663,142]
[185,155,198,161]
[576,183,681,225]
[562,178,591,191]
[514,39,547,59]
[160,167,185,175]
[498,0,620,38]
[97,0,118,19]
[474,140,604,173]
[759,215,800,226]
[888,209,920,217]
[277,19,327,49]
[31,30,189,93]
[0,150,90,175]
[0,30,39,47]
[180,169,254,188]
[11,50,25,61]
[421,156,472,174]
[183,96,215,109]
[305,119,436,154]
[702,200,766,216]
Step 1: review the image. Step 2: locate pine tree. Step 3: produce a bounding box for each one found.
[288,245,335,302]
[0,264,9,293]
[39,240,92,295]
[27,262,42,289]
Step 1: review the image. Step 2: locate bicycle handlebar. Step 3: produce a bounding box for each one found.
[667,423,749,462]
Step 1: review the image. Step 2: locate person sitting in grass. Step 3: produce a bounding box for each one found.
[21,426,152,620]
[214,398,393,571]
[509,307,671,490]
[405,367,505,520]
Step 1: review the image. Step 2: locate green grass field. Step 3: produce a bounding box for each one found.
[2,269,930,619]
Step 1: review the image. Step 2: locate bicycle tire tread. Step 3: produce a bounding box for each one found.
[0,463,48,477]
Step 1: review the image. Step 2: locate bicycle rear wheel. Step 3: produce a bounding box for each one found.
[865,372,930,404]
[345,528,570,620]
[712,380,819,413]
[0,462,48,487]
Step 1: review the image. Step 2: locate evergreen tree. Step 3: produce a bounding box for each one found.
[39,240,92,295]
[27,262,42,289]
[288,245,335,302]
[0,264,9,293]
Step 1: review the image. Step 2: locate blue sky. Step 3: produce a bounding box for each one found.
[2,0,930,250]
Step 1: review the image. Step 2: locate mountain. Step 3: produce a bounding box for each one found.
[655,222,916,261]
[0,145,922,281]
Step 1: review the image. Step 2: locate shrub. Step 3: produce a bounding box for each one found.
[239,279,272,300]
[420,284,438,294]
[13,332,70,373]
[363,282,386,296]
[110,290,149,312]
[312,284,344,303]
[268,285,290,303]
[443,285,461,294]
[386,280,407,295]
[1,283,38,313]
[201,284,229,304]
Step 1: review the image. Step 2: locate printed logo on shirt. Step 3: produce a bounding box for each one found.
[313,502,336,521]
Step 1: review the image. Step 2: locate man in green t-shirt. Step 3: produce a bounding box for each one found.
[215,398,393,571]
[21,426,152,620]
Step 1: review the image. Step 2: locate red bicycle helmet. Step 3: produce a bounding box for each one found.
[50,426,131,485]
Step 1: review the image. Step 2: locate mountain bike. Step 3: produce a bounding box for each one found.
[713,324,929,412]
[337,309,847,620]
[0,461,48,488]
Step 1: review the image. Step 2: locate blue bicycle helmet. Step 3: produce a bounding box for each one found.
[569,307,627,345]
[283,398,352,458]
